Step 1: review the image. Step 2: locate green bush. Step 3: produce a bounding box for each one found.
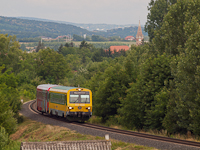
[0,127,9,150]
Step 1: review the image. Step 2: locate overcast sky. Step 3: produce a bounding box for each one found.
[1,0,150,25]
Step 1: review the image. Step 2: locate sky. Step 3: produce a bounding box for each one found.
[1,0,150,25]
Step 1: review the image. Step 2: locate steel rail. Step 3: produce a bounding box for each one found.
[30,100,200,148]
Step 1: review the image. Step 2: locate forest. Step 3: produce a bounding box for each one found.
[1,0,200,149]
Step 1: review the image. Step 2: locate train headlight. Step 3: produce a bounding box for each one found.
[87,107,91,110]
[78,88,81,91]
[68,106,73,110]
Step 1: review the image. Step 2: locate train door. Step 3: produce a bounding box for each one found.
[45,91,48,113]
[37,90,43,111]
[41,90,45,112]
[47,91,50,113]
[65,94,67,116]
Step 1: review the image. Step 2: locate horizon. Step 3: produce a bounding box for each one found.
[1,15,144,28]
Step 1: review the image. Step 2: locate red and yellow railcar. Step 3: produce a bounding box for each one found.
[36,84,58,114]
[36,84,92,122]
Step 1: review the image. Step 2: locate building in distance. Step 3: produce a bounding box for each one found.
[136,20,144,46]
[125,36,136,41]
[109,45,130,53]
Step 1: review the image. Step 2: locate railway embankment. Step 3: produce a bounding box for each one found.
[9,100,156,150]
[18,100,200,150]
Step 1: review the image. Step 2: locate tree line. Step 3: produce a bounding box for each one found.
[85,0,200,137]
[0,33,127,149]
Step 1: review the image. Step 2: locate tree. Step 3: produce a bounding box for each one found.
[36,48,70,83]
[36,41,44,52]
[60,47,76,56]
[73,34,84,41]
[58,44,63,54]
[0,34,22,73]
[70,42,74,47]
[0,127,9,150]
[163,20,200,135]
[91,50,103,62]
[145,0,177,42]
[0,65,19,135]
[119,54,171,130]
[65,43,70,47]
[80,40,88,49]
[94,62,130,122]
[65,54,81,71]
[153,0,200,55]
[91,35,108,42]
[20,43,26,51]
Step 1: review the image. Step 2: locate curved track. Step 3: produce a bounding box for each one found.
[21,100,200,150]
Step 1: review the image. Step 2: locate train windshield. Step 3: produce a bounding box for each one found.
[70,91,90,103]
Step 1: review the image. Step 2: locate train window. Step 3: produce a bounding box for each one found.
[80,95,89,103]
[70,91,90,103]
[70,95,79,103]
[37,91,46,100]
[50,93,65,105]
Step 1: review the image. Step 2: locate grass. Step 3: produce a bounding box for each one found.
[87,116,200,143]
[8,117,157,150]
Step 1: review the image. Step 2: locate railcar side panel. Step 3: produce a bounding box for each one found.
[49,92,67,117]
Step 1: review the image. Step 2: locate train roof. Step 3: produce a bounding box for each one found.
[49,86,89,93]
[37,84,58,91]
[51,86,77,90]
[49,86,77,93]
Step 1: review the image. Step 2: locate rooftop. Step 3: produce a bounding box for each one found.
[109,45,130,53]
[20,140,111,150]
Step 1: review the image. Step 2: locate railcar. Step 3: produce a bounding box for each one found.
[36,84,92,122]
[36,84,58,114]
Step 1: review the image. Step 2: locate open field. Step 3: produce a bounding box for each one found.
[8,117,157,150]
[20,40,136,51]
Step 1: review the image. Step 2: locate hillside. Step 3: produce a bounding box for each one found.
[0,16,147,39]
[17,16,137,32]
[0,16,95,38]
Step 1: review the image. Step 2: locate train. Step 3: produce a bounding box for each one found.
[36,84,92,122]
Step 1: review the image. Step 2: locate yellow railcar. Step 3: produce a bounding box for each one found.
[49,86,92,122]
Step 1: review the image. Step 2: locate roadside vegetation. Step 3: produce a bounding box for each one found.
[6,117,157,150]
[1,0,200,149]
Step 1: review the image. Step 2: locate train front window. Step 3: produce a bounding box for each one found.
[70,91,90,103]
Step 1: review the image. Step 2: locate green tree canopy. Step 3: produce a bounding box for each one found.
[145,0,177,42]
[36,41,45,52]
[36,48,70,83]
[119,54,171,130]
[163,19,200,134]
[153,0,200,55]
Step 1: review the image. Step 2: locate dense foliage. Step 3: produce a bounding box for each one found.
[1,0,200,149]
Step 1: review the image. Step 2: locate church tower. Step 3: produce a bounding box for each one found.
[136,20,144,46]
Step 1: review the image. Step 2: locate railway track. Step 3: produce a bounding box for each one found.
[30,100,200,149]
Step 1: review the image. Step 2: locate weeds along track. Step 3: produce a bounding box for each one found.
[30,100,200,148]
